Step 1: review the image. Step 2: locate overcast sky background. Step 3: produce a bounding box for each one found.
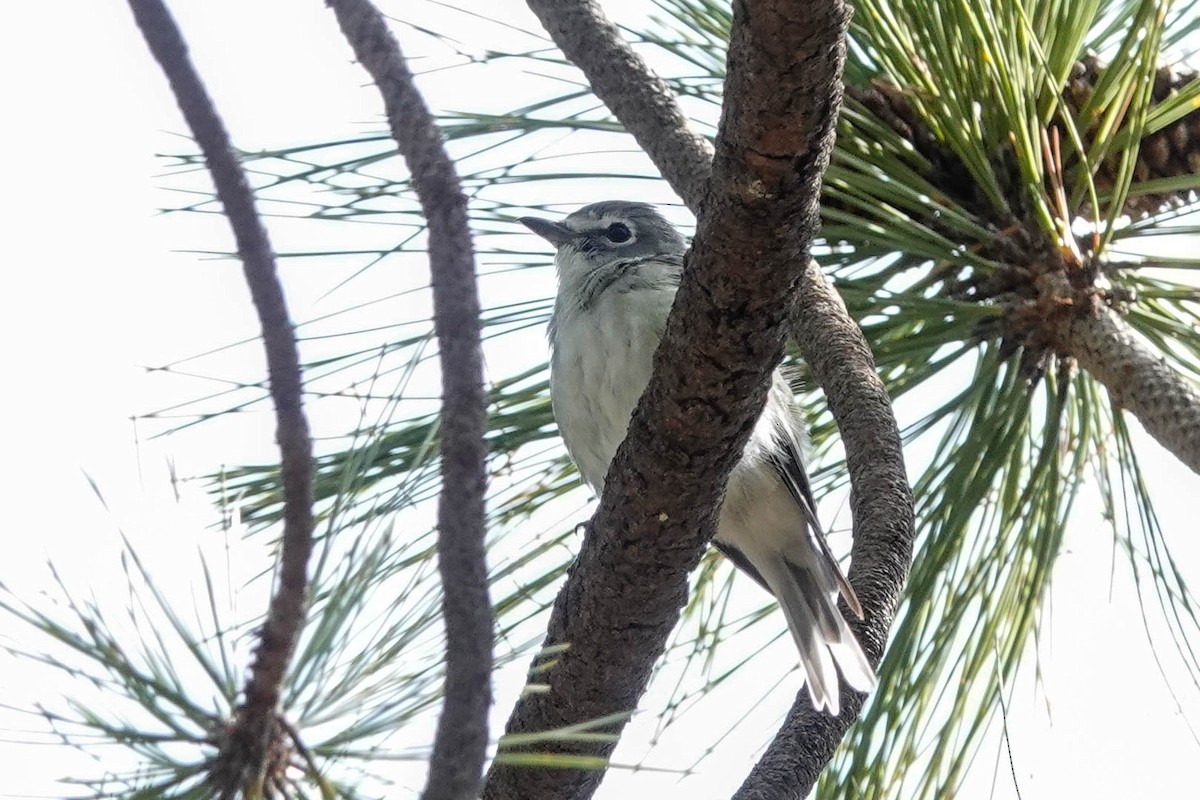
[2,1,1199,798]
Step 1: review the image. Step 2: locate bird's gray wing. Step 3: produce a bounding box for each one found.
[768,420,865,620]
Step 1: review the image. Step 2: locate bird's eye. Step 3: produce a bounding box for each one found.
[604,222,632,243]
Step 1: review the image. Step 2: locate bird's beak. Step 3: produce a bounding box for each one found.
[518,216,574,247]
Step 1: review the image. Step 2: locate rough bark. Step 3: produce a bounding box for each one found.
[1055,293,1200,474]
[328,2,494,800]
[127,0,316,791]
[482,2,914,800]
[523,0,712,209]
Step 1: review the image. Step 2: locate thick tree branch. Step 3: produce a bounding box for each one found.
[1056,296,1200,474]
[524,0,713,209]
[328,2,494,800]
[127,0,316,791]
[482,2,904,800]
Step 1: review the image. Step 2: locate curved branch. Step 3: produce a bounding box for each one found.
[127,0,315,791]
[524,0,713,209]
[482,2,909,800]
[328,2,493,800]
[733,266,914,799]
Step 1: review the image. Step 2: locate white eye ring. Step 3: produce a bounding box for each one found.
[604,222,633,243]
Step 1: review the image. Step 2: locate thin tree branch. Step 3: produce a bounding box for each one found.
[328,2,493,799]
[126,0,316,792]
[482,2,906,800]
[524,0,713,210]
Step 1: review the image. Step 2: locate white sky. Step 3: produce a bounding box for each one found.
[2,1,1199,798]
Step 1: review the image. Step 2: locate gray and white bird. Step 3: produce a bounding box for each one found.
[519,200,876,715]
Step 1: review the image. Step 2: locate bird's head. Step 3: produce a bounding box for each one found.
[519,201,687,287]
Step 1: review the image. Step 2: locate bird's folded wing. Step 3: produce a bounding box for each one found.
[768,423,865,620]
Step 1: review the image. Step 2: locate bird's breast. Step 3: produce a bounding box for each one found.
[550,286,675,491]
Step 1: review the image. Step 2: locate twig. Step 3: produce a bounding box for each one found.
[327,3,493,800]
[126,0,316,792]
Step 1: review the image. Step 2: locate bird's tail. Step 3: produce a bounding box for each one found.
[759,557,876,716]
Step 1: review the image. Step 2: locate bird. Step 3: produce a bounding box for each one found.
[519,200,876,715]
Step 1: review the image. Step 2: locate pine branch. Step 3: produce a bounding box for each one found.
[126,0,316,793]
[328,2,494,800]
[523,0,712,209]
[483,1,914,799]
[1045,273,1200,474]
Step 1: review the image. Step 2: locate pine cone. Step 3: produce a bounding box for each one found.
[845,58,1200,221]
[1068,56,1200,217]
